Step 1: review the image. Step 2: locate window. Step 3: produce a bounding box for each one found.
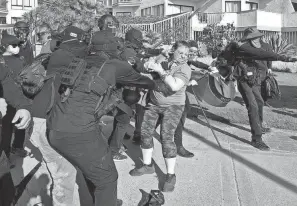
[167,4,194,15]
[292,2,297,11]
[116,12,131,16]
[246,2,258,10]
[0,17,6,24]
[11,0,33,7]
[11,17,22,24]
[23,0,33,7]
[151,4,164,16]
[225,1,241,12]
[141,7,152,16]
[11,0,22,6]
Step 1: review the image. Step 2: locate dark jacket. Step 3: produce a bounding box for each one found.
[3,55,25,79]
[19,40,34,65]
[47,47,156,133]
[31,42,88,119]
[0,60,31,111]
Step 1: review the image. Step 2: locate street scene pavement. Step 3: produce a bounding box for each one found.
[10,102,297,206]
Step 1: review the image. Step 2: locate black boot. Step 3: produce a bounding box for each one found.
[251,140,270,151]
[177,146,194,158]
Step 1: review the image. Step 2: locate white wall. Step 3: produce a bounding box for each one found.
[139,0,166,10]
[5,0,38,24]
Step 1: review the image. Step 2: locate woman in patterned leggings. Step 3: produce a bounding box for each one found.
[129,41,192,192]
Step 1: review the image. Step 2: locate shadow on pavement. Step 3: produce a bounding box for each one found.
[124,137,166,191]
[183,127,297,195]
[189,106,251,133]
[188,116,252,145]
[272,109,297,118]
[267,85,297,110]
[14,138,52,206]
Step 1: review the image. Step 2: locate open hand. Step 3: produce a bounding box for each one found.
[0,98,7,117]
[12,109,31,129]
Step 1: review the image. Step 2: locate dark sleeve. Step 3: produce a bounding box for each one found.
[263,43,273,68]
[145,48,163,56]
[112,59,156,90]
[0,65,32,111]
[237,43,287,61]
[133,59,147,73]
[188,60,209,70]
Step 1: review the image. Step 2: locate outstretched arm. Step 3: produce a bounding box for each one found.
[237,42,296,62]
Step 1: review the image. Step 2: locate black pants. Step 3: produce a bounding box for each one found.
[173,95,190,147]
[0,105,25,157]
[0,173,15,206]
[48,129,118,206]
[238,82,264,141]
[108,109,131,154]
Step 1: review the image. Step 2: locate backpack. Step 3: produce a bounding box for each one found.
[233,60,260,86]
[262,74,281,100]
[17,53,52,98]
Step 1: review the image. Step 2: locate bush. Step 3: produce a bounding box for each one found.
[197,23,237,54]
[271,61,297,73]
[117,15,165,24]
[197,42,208,57]
[262,34,297,56]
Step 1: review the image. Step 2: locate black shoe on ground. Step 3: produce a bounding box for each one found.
[162,173,176,192]
[129,163,155,176]
[112,152,128,161]
[251,140,270,151]
[117,199,123,206]
[11,147,29,158]
[262,127,271,134]
[124,134,130,140]
[132,135,141,145]
[177,146,194,158]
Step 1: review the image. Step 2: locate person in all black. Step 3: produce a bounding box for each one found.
[2,21,35,158]
[101,24,166,161]
[230,28,297,150]
[46,26,156,206]
[0,30,29,160]
[0,32,32,206]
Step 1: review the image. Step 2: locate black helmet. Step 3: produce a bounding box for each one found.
[13,21,30,43]
[97,14,119,33]
[125,28,144,48]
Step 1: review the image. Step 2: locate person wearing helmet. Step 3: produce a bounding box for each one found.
[13,21,34,65]
[0,32,32,206]
[0,30,30,159]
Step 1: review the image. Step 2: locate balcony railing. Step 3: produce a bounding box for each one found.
[113,0,141,6]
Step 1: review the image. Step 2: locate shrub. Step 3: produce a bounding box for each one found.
[197,23,237,55]
[197,42,208,57]
[271,61,297,73]
[262,34,297,56]
[117,15,165,24]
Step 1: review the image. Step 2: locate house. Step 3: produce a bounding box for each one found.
[0,0,38,25]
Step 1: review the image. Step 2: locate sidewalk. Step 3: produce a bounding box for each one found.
[11,115,297,206]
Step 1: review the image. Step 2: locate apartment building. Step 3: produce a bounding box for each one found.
[0,0,38,25]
